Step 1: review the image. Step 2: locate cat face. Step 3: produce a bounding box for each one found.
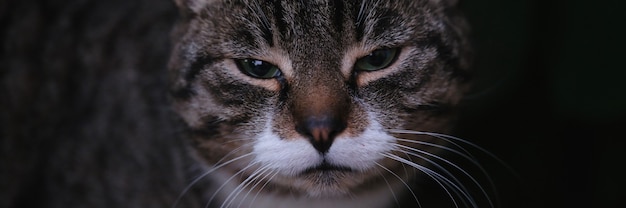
[169,0,471,200]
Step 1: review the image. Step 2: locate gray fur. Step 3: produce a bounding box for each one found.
[170,0,474,207]
[2,0,478,207]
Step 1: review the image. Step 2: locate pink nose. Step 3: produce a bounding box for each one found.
[296,116,346,153]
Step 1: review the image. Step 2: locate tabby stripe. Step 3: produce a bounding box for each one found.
[418,31,469,80]
[261,21,274,47]
[330,0,345,39]
[353,0,366,41]
[403,102,451,115]
[234,29,261,50]
[189,115,252,139]
[270,0,287,42]
[254,2,274,47]
[206,82,248,106]
[371,9,399,40]
[188,115,222,140]
[186,55,215,82]
[427,34,457,67]
[171,55,215,100]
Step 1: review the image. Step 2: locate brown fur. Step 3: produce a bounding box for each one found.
[2,0,478,207]
[170,0,474,207]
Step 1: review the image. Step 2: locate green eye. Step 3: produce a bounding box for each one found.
[354,48,399,71]
[235,59,282,79]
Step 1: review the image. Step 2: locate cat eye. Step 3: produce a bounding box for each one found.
[235,59,282,79]
[354,48,399,72]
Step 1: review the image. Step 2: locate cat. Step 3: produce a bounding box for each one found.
[168,0,485,207]
[1,0,494,207]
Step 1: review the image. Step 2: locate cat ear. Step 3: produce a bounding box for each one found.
[173,0,212,14]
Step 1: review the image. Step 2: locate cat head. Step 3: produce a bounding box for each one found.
[169,0,471,198]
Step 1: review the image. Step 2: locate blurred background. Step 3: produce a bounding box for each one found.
[457,0,626,207]
[2,0,624,207]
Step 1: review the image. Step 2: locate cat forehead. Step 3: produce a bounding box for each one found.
[191,0,440,56]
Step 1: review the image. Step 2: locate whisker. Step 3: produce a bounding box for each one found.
[221,164,271,208]
[395,137,498,191]
[172,151,254,208]
[236,165,275,208]
[388,129,511,170]
[381,153,458,207]
[396,137,498,197]
[205,161,259,208]
[390,130,477,160]
[383,153,470,208]
[220,166,261,208]
[376,168,400,208]
[393,144,471,196]
[391,129,519,206]
[246,1,272,33]
[400,151,414,182]
[213,143,255,167]
[374,162,422,208]
[248,170,280,208]
[396,136,497,196]
[395,138,477,165]
[220,137,254,145]
[393,144,494,208]
[388,152,490,208]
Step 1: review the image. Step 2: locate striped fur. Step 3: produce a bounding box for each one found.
[169,0,476,207]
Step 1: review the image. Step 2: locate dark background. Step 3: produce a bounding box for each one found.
[457,0,626,207]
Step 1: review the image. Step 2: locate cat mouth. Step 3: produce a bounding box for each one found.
[300,162,353,175]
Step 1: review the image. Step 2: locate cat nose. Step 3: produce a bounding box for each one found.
[296,116,346,153]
